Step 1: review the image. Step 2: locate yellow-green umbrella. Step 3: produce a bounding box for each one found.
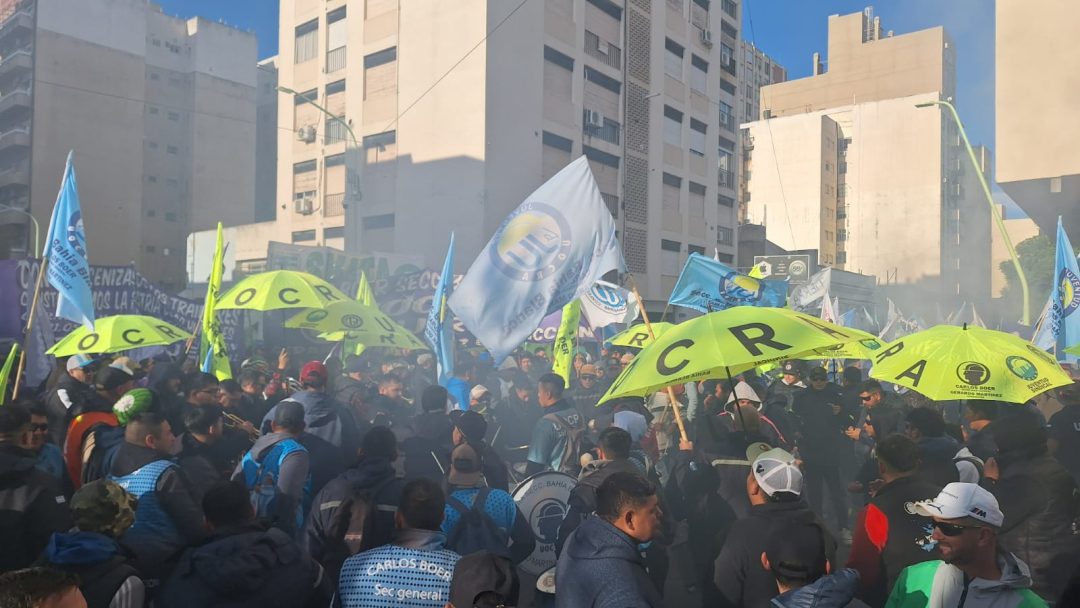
[600,307,871,402]
[796,338,886,361]
[285,301,428,351]
[46,315,192,357]
[216,270,350,311]
[608,322,676,348]
[869,325,1072,403]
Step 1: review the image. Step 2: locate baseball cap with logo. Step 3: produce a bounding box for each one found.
[912,482,1004,527]
[781,360,801,376]
[66,354,94,372]
[752,447,803,497]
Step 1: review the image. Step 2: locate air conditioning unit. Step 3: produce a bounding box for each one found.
[585,110,604,128]
[296,126,316,143]
[700,29,713,47]
[294,197,314,215]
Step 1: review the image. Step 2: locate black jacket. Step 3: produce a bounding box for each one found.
[990,448,1080,600]
[0,443,72,572]
[157,522,326,608]
[915,435,961,487]
[44,373,99,446]
[713,499,837,608]
[556,516,663,608]
[793,385,854,465]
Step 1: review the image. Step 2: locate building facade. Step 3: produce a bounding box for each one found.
[736,40,785,224]
[996,0,1080,236]
[0,0,257,290]
[263,0,741,307]
[744,8,990,307]
[255,56,278,223]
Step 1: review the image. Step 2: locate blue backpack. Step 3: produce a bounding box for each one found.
[241,439,311,532]
[445,487,511,559]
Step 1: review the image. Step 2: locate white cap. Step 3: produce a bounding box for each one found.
[752,447,803,497]
[66,354,93,372]
[470,384,490,400]
[725,381,762,406]
[912,482,1004,528]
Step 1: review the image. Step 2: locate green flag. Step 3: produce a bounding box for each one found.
[344,272,376,359]
[552,300,581,387]
[199,223,232,379]
[0,343,18,404]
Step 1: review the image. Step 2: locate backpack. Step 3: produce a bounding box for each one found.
[321,475,399,578]
[82,425,125,486]
[243,439,311,531]
[544,411,585,476]
[445,487,511,559]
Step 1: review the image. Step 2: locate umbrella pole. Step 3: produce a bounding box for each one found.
[629,282,688,444]
[726,366,749,435]
[323,342,341,364]
[12,258,48,400]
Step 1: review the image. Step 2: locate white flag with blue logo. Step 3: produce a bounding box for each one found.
[668,253,788,312]
[1048,216,1080,359]
[580,280,639,329]
[449,156,624,363]
[42,151,95,329]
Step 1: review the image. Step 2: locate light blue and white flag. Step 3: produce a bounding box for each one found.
[425,233,456,385]
[1048,216,1080,360]
[580,280,639,329]
[668,253,787,312]
[42,151,94,329]
[449,156,624,363]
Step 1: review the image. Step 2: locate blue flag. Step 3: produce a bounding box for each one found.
[449,156,624,363]
[425,233,456,385]
[668,253,788,312]
[42,151,94,329]
[1049,216,1080,360]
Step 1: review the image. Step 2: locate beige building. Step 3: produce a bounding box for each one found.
[990,204,1041,297]
[745,8,990,306]
[255,56,278,223]
[237,0,741,306]
[736,40,785,223]
[996,0,1080,236]
[0,0,257,291]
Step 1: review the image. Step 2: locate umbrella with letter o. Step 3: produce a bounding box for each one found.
[285,301,429,351]
[869,324,1072,403]
[216,270,350,311]
[46,315,192,357]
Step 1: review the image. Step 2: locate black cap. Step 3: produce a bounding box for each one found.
[455,410,488,443]
[421,385,449,412]
[808,367,828,380]
[95,366,134,391]
[782,360,802,376]
[449,551,519,608]
[273,400,306,430]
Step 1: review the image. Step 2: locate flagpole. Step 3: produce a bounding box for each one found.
[628,278,688,444]
[12,258,49,399]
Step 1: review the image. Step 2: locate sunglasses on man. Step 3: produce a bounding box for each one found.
[933,520,981,537]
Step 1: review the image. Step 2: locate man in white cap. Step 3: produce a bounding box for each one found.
[713,446,836,608]
[44,355,99,446]
[886,482,1047,607]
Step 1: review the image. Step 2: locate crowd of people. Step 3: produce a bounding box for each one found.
[2,344,1080,608]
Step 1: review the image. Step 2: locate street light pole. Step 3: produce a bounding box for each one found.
[278,86,362,252]
[916,99,1031,325]
[0,204,39,255]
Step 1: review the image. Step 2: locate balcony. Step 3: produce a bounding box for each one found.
[0,4,34,40]
[0,48,31,79]
[326,46,346,74]
[324,192,345,217]
[0,124,29,151]
[0,160,29,186]
[718,168,734,189]
[0,85,30,117]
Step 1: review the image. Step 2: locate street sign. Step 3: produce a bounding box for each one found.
[754,254,812,284]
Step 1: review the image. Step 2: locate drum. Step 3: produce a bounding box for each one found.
[510,470,577,576]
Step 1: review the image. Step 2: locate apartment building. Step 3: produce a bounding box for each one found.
[744,8,990,306]
[263,0,741,307]
[0,0,257,290]
[736,40,784,223]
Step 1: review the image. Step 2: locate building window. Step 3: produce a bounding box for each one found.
[326,117,348,144]
[717,226,733,244]
[148,106,158,115]
[690,55,708,93]
[583,145,620,168]
[720,20,737,38]
[583,109,621,145]
[720,78,736,95]
[363,131,396,149]
[325,153,345,168]
[689,119,707,156]
[364,47,397,99]
[718,193,734,207]
[718,136,735,151]
[584,67,621,94]
[167,111,179,121]
[147,175,157,183]
[295,19,318,64]
[584,30,622,70]
[145,245,156,253]
[294,89,317,105]
[586,0,623,20]
[690,0,710,30]
[663,106,683,146]
[664,38,684,80]
[292,229,316,242]
[721,43,736,75]
[689,181,706,217]
[149,72,159,81]
[688,244,706,256]
[661,239,682,275]
[544,45,574,71]
[543,130,573,153]
[148,141,158,150]
[166,178,179,188]
[325,226,345,240]
[166,145,178,155]
[327,6,347,73]
[722,0,737,18]
[717,252,734,263]
[719,101,734,132]
[718,149,733,187]
[363,214,395,230]
[326,79,346,96]
[146,209,157,218]
[164,212,177,222]
[662,172,682,211]
[294,159,317,174]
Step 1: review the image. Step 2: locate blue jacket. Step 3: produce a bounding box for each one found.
[771,569,870,608]
[43,531,142,608]
[339,528,460,608]
[556,516,662,608]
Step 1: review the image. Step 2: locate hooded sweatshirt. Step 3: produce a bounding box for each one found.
[0,443,72,572]
[42,531,144,608]
[556,515,663,608]
[156,522,325,608]
[885,551,1047,608]
[771,569,870,608]
[261,391,361,465]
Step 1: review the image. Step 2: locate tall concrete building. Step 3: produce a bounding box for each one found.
[996,0,1080,236]
[736,40,784,224]
[262,0,740,306]
[255,56,278,223]
[744,8,990,307]
[0,0,256,290]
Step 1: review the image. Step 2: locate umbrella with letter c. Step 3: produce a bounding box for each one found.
[869,324,1072,403]
[216,270,350,311]
[46,315,192,357]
